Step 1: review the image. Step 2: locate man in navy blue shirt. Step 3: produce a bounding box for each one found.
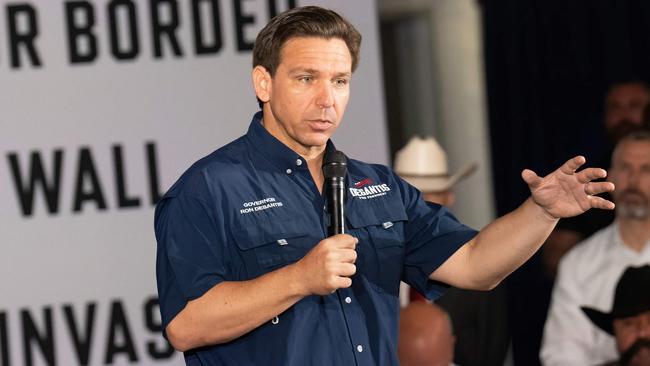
[154,6,615,365]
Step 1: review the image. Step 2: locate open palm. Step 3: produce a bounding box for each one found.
[522,156,615,219]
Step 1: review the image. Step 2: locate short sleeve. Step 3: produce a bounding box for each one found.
[396,175,478,299]
[154,172,228,331]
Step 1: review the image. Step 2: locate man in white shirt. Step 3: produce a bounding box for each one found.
[542,80,650,279]
[541,131,650,366]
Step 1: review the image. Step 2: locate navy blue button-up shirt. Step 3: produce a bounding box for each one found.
[154,112,478,365]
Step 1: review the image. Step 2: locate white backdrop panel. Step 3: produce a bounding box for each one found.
[0,0,387,365]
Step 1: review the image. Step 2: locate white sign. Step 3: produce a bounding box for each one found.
[0,0,387,365]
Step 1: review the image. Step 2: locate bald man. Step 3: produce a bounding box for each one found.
[399,301,456,366]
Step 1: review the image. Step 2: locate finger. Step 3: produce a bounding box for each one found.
[560,156,586,175]
[521,169,542,189]
[336,276,352,289]
[338,248,357,263]
[588,195,615,210]
[338,263,357,277]
[584,182,615,195]
[331,234,358,249]
[576,167,607,184]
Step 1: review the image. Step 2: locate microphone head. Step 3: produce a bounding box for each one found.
[323,150,348,179]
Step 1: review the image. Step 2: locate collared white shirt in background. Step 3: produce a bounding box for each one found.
[541,222,650,366]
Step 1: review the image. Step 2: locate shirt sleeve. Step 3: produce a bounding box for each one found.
[395,174,478,300]
[154,171,228,331]
[540,254,595,366]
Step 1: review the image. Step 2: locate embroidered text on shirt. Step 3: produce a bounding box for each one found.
[240,197,283,214]
[349,184,391,200]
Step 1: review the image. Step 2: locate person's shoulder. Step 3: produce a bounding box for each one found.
[193,136,251,174]
[162,136,251,199]
[563,224,615,259]
[558,223,616,276]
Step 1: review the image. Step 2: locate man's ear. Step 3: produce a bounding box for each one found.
[253,65,272,104]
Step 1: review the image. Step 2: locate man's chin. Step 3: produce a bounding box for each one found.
[622,340,650,366]
[607,121,644,143]
[299,133,332,148]
[616,203,649,220]
[628,350,650,366]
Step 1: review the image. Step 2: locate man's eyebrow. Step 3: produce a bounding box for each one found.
[287,68,351,78]
[334,72,352,78]
[288,67,320,75]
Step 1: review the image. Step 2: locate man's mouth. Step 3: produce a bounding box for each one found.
[620,338,650,366]
[307,119,333,131]
[618,190,648,204]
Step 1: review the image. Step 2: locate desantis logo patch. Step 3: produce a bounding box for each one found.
[354,178,373,188]
[349,178,391,200]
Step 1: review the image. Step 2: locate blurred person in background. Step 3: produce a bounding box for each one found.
[604,81,650,146]
[395,136,509,366]
[394,136,477,207]
[542,80,650,279]
[541,131,650,365]
[399,301,456,366]
[581,265,650,366]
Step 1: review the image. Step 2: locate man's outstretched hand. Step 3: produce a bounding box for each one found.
[522,156,616,219]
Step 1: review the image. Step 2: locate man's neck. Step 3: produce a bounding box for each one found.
[618,218,650,252]
[305,152,325,194]
[260,114,327,193]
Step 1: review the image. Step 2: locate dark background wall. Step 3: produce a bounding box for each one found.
[482,0,650,364]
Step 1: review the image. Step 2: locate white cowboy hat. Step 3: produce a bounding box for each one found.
[394,136,478,192]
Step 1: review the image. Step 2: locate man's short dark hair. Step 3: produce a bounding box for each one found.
[618,129,650,144]
[604,78,650,106]
[252,6,362,77]
[612,129,650,163]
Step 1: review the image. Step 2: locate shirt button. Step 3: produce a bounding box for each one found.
[296,159,303,166]
[357,345,363,353]
[345,297,352,304]
[286,168,292,174]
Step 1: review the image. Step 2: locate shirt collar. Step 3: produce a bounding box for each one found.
[245,111,337,172]
[610,221,624,251]
[610,221,650,256]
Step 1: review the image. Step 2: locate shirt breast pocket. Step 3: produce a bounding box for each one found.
[233,217,316,275]
[347,203,408,295]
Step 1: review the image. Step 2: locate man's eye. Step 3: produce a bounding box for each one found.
[298,76,313,83]
[335,79,349,87]
[621,319,635,327]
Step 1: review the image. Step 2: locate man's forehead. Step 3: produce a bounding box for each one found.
[278,37,352,65]
[615,309,650,322]
[281,35,348,49]
[607,83,650,101]
[614,140,650,161]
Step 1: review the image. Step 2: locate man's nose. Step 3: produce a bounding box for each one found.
[627,169,641,187]
[622,108,643,124]
[316,83,334,108]
[638,315,650,338]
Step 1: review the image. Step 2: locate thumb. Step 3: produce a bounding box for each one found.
[521,169,542,189]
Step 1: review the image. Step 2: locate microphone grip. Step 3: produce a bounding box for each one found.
[327,177,346,236]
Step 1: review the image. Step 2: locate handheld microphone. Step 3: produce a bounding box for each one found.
[322,150,348,236]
